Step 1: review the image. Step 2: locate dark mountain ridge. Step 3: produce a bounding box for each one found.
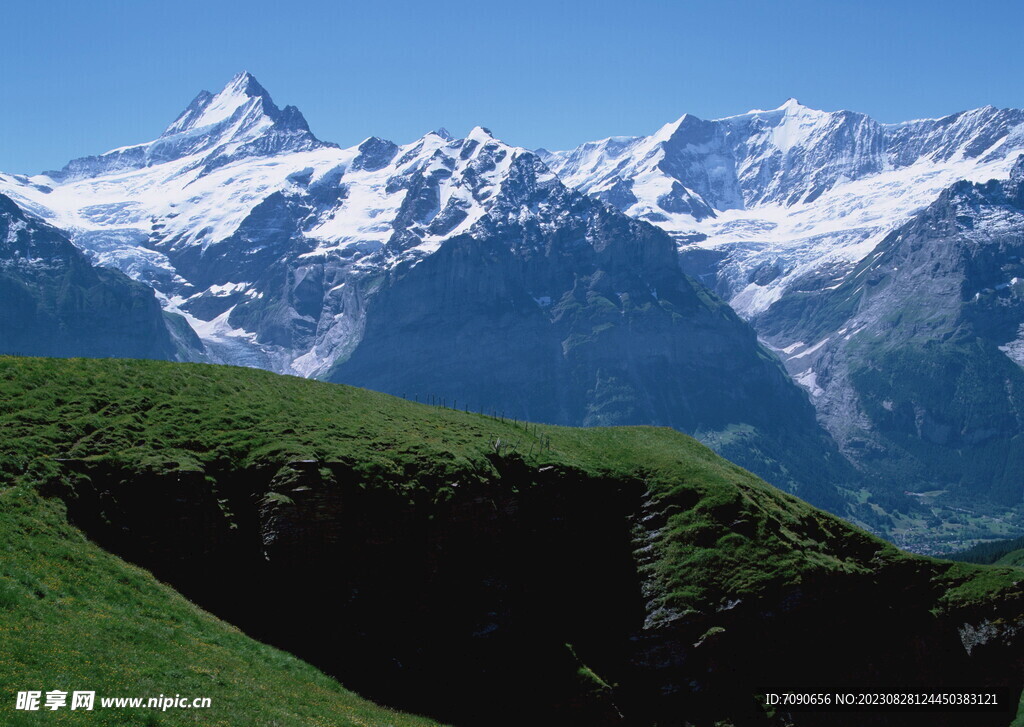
[0,193,184,360]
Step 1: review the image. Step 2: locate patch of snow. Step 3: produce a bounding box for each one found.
[999,324,1024,368]
[794,369,824,397]
[789,337,830,360]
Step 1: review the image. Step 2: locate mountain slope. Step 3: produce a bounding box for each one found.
[323,146,852,510]
[950,534,1024,565]
[0,193,183,360]
[1,356,1022,726]
[756,157,1024,549]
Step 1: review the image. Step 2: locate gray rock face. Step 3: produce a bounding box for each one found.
[328,154,852,510]
[758,156,1024,509]
[0,194,181,360]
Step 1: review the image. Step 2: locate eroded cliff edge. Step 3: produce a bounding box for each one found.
[3,357,1022,726]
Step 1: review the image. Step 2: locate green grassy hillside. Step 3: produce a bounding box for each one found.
[0,486,442,726]
[0,355,1013,612]
[1,356,1022,726]
[998,550,1024,568]
[1,355,901,613]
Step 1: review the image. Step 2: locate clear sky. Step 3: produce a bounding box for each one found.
[2,0,1022,174]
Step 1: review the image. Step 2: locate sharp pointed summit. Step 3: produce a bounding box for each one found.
[162,71,308,137]
[466,125,495,143]
[48,72,331,182]
[163,71,273,136]
[225,70,267,96]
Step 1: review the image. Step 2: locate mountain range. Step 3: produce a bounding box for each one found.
[3,72,1024,550]
[542,98,1024,316]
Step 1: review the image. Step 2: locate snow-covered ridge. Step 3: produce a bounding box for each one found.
[543,100,1024,317]
[0,74,571,377]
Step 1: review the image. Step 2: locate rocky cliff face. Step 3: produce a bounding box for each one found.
[52,457,1024,727]
[0,194,183,360]
[757,157,1024,529]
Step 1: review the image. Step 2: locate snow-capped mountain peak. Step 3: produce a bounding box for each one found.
[45,72,328,184]
[650,114,689,143]
[162,70,275,136]
[742,98,839,152]
[0,73,579,377]
[466,126,496,143]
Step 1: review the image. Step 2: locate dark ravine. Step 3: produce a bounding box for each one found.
[47,458,644,725]
[43,442,1024,726]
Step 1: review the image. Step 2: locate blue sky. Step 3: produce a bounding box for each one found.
[1,0,1022,173]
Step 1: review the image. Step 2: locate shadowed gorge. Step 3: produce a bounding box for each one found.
[2,357,1023,726]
